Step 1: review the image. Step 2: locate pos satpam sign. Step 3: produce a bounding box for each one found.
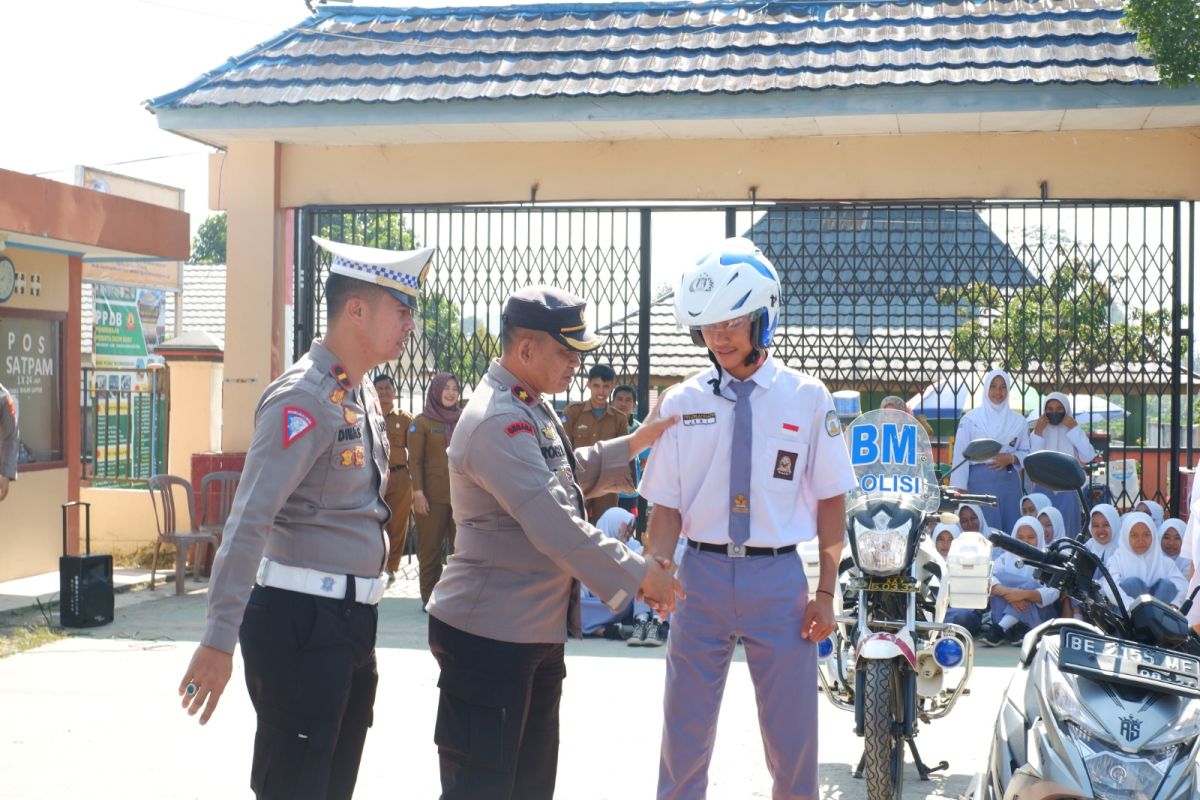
[850,422,924,493]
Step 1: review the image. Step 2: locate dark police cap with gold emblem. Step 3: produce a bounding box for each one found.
[502,286,604,352]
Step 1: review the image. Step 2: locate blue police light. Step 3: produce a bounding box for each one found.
[932,638,964,669]
[817,637,834,660]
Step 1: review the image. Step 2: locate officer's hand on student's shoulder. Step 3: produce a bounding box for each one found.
[178,644,234,726]
[627,410,679,455]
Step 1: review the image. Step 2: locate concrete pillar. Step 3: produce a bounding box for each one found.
[158,332,224,478]
[217,141,284,450]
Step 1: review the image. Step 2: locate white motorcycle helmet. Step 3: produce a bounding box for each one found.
[675,237,781,365]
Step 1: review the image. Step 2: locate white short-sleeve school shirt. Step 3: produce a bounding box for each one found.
[639,357,857,547]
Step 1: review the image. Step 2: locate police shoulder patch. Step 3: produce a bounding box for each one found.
[825,410,842,437]
[282,406,317,448]
[511,385,535,406]
[505,420,536,438]
[330,363,353,390]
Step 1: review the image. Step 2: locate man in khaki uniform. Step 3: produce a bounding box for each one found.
[0,382,17,502]
[561,364,628,521]
[373,374,413,584]
[427,286,682,800]
[176,236,432,800]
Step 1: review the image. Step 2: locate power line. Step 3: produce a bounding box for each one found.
[32,150,211,177]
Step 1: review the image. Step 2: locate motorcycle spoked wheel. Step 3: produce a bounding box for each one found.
[863,658,905,800]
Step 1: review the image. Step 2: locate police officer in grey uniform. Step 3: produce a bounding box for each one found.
[0,382,17,502]
[426,286,682,800]
[177,236,433,800]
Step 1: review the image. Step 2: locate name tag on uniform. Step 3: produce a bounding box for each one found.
[682,412,717,427]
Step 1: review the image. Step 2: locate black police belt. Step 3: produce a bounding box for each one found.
[687,539,797,558]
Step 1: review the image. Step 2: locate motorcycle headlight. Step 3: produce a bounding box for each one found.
[855,529,908,575]
[1070,727,1177,800]
[1150,701,1200,748]
[1048,680,1115,745]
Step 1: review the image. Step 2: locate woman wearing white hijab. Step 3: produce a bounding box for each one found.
[1037,506,1065,543]
[950,369,1030,535]
[580,508,649,637]
[1029,392,1095,538]
[1159,519,1191,575]
[1135,500,1165,529]
[1084,504,1121,565]
[981,516,1060,645]
[1020,493,1051,517]
[1104,511,1187,607]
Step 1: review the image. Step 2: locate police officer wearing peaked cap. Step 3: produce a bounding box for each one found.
[426,285,684,800]
[177,235,433,800]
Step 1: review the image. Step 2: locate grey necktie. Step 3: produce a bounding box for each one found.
[728,380,755,555]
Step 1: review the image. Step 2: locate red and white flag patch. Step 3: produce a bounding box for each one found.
[282,406,316,448]
[782,422,800,433]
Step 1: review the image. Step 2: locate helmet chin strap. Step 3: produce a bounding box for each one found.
[706,347,768,397]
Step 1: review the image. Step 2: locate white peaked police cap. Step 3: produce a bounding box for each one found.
[312,235,434,309]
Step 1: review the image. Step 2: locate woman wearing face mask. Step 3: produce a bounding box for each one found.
[980,516,1061,646]
[409,372,462,606]
[1029,393,1095,539]
[1104,511,1187,608]
[950,370,1030,535]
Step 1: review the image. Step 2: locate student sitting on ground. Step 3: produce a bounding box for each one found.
[980,516,1061,647]
[1105,511,1188,608]
[1161,519,1191,577]
[1135,499,1165,529]
[1084,504,1121,565]
[580,508,650,639]
[1037,506,1065,544]
[1020,493,1051,518]
[932,521,984,636]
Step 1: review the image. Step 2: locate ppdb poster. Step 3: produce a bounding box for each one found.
[90,283,167,481]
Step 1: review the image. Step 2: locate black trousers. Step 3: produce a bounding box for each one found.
[428,615,566,800]
[239,585,379,800]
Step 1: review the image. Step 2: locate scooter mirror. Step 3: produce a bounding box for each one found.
[962,439,1002,462]
[1024,450,1087,493]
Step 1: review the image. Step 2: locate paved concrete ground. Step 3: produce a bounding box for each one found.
[0,568,1018,799]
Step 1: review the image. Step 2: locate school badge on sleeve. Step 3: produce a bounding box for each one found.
[282,406,316,448]
[825,410,842,437]
[774,450,798,480]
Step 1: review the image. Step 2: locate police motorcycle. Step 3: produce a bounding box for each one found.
[973,450,1200,800]
[812,408,1001,800]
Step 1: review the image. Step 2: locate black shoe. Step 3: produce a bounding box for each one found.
[979,624,1005,648]
[1006,623,1029,646]
[644,619,668,647]
[602,622,626,640]
[628,614,650,647]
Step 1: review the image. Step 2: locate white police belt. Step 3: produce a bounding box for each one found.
[256,558,386,605]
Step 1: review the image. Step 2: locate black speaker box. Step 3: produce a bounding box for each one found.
[60,502,114,628]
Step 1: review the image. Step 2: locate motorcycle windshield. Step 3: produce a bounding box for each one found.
[846,409,941,515]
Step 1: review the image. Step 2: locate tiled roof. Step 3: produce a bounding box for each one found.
[149,0,1156,110]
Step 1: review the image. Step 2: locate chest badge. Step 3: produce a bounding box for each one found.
[774,450,798,481]
[343,407,359,425]
[330,388,346,405]
[541,425,558,440]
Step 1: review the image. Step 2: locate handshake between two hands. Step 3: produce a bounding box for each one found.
[637,556,685,615]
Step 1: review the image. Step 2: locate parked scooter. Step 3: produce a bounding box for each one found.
[972,450,1200,800]
[812,409,1000,800]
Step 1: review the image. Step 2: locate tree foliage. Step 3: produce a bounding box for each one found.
[1124,0,1200,88]
[937,245,1182,383]
[189,212,227,264]
[420,291,499,386]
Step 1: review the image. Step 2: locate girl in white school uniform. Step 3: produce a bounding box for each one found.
[1104,511,1187,608]
[1084,504,1121,565]
[1029,392,1095,539]
[1037,506,1065,544]
[950,370,1030,535]
[1020,493,1051,518]
[1135,499,1166,529]
[981,516,1061,646]
[1160,519,1191,577]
